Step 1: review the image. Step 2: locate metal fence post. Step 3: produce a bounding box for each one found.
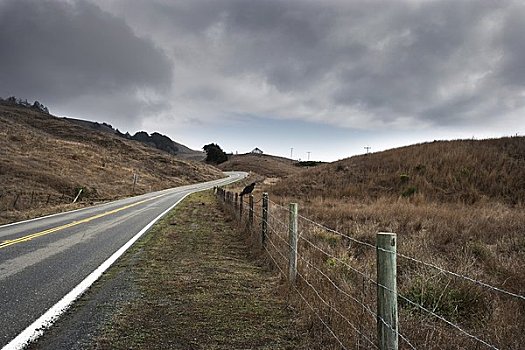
[235,193,238,211]
[377,232,398,350]
[288,203,298,284]
[249,195,254,226]
[261,193,268,247]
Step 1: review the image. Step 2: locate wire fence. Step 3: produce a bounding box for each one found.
[0,189,121,214]
[214,187,525,350]
[0,191,73,212]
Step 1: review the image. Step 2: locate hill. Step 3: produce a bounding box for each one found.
[218,153,302,178]
[0,102,223,223]
[263,137,525,349]
[64,117,205,161]
[272,137,525,205]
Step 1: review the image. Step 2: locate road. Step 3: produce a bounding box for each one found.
[0,172,246,349]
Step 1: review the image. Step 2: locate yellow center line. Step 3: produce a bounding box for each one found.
[0,193,168,250]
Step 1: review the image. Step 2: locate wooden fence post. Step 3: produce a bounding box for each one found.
[239,196,244,219]
[13,193,20,209]
[249,195,254,226]
[377,232,398,350]
[288,203,298,284]
[261,193,268,247]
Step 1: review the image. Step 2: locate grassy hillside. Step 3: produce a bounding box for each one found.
[272,137,525,205]
[0,103,223,223]
[260,137,525,349]
[218,153,302,178]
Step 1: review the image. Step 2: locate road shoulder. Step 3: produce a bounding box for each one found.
[29,190,304,349]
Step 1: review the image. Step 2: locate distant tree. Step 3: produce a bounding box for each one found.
[203,143,228,164]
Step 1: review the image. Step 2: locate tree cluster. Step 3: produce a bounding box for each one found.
[116,130,179,155]
[203,143,228,164]
[1,96,49,113]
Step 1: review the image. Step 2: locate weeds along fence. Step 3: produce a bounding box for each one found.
[214,187,525,350]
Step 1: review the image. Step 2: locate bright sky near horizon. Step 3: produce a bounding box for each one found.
[1,0,524,161]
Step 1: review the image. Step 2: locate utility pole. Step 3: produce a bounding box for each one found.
[290,147,294,159]
[364,146,371,154]
[307,151,311,161]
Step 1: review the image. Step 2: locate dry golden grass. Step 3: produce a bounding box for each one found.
[272,137,525,205]
[219,153,302,178]
[222,137,525,349]
[0,104,223,224]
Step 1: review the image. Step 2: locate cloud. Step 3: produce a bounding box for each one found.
[0,0,172,126]
[2,0,524,136]
[91,0,524,133]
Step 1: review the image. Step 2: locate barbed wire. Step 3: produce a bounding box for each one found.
[375,280,500,350]
[267,214,290,232]
[267,198,288,210]
[299,234,377,286]
[267,196,525,302]
[292,276,349,350]
[263,238,286,276]
[266,218,415,349]
[296,271,378,349]
[297,213,376,250]
[219,192,517,349]
[396,252,525,302]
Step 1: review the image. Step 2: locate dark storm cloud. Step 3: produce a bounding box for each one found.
[0,0,172,125]
[3,0,524,132]
[94,0,525,131]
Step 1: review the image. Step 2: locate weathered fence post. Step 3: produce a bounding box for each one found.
[235,193,238,211]
[377,232,398,350]
[288,203,298,284]
[239,196,243,219]
[249,195,254,226]
[261,193,268,247]
[13,193,20,209]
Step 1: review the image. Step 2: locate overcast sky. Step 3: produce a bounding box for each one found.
[1,0,524,161]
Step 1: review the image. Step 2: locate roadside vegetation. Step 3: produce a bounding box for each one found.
[226,137,525,349]
[94,191,306,349]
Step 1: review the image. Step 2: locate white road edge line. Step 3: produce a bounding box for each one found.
[2,191,194,350]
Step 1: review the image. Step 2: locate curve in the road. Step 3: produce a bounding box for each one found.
[1,172,246,350]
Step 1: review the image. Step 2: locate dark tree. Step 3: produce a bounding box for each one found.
[203,143,228,164]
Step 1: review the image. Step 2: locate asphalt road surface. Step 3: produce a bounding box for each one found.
[0,172,246,349]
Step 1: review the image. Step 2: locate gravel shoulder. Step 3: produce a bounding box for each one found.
[29,190,304,349]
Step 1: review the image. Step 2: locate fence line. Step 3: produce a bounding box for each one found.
[269,198,525,303]
[215,187,521,350]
